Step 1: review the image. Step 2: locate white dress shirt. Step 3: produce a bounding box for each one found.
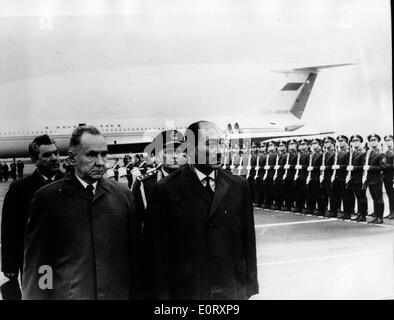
[193,167,217,192]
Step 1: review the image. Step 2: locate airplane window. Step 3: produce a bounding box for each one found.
[110,125,113,127]
[106,125,108,127]
[118,125,121,127]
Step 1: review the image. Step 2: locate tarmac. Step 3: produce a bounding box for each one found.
[0,164,393,300]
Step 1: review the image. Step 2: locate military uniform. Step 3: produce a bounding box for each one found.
[321,137,336,217]
[273,150,288,210]
[247,148,258,202]
[306,140,324,215]
[331,136,353,219]
[366,134,386,223]
[349,135,368,221]
[295,140,310,213]
[254,144,267,207]
[264,148,278,209]
[383,135,394,218]
[283,148,298,210]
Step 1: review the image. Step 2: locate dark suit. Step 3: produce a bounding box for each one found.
[254,153,267,207]
[22,174,140,300]
[143,165,258,300]
[1,169,64,276]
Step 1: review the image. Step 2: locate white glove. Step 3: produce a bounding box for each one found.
[363,165,370,171]
[307,166,313,171]
[320,165,326,171]
[346,165,354,171]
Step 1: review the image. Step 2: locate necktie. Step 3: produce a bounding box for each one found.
[203,176,214,199]
[86,184,94,199]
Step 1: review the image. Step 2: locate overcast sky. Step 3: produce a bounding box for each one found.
[0,0,392,138]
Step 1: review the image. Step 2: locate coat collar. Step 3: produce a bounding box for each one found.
[62,173,111,202]
[182,165,229,218]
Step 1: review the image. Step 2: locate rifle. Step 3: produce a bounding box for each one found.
[262,152,270,181]
[273,152,280,183]
[222,153,228,170]
[306,151,313,186]
[254,155,261,180]
[237,154,244,175]
[246,152,252,180]
[319,147,326,185]
[345,145,354,188]
[229,153,236,172]
[282,152,290,181]
[330,145,339,185]
[362,147,372,191]
[293,152,301,183]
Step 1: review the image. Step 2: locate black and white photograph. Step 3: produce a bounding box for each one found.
[0,0,393,303]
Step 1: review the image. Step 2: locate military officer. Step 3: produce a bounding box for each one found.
[305,138,324,216]
[264,141,278,209]
[254,141,267,207]
[331,135,352,220]
[131,129,187,234]
[348,135,368,222]
[321,136,336,217]
[283,139,298,211]
[366,134,386,224]
[383,135,394,219]
[272,140,288,210]
[247,143,258,202]
[294,139,310,213]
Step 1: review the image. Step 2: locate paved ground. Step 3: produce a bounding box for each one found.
[1,164,393,300]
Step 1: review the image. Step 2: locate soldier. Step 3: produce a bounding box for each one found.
[247,143,258,202]
[321,136,337,217]
[331,135,352,220]
[348,135,368,222]
[272,140,288,210]
[131,129,186,234]
[264,141,278,210]
[383,135,394,219]
[254,141,267,207]
[284,139,298,211]
[366,134,386,224]
[305,138,324,215]
[294,139,310,213]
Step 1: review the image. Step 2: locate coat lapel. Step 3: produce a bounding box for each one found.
[93,178,111,202]
[209,169,229,218]
[183,165,213,204]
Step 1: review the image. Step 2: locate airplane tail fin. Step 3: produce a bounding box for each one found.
[264,63,355,120]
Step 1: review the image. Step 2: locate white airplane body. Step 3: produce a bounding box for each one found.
[0,10,353,158]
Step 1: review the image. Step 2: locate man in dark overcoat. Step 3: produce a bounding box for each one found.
[143,120,258,300]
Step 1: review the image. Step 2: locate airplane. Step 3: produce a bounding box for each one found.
[0,9,354,158]
[0,62,353,159]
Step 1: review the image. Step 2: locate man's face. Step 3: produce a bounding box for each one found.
[324,140,333,150]
[386,138,393,148]
[311,142,320,151]
[71,133,108,183]
[159,146,187,169]
[278,144,286,152]
[288,142,296,151]
[338,139,347,148]
[268,144,275,152]
[195,123,221,169]
[298,142,307,151]
[352,139,361,148]
[259,145,266,153]
[369,137,379,148]
[34,144,60,176]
